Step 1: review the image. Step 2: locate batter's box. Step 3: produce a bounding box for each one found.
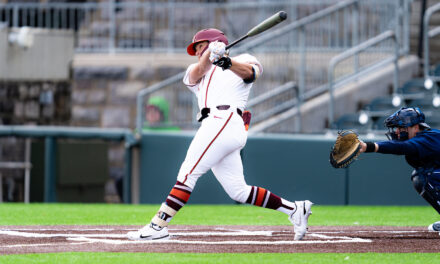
[1,225,439,254]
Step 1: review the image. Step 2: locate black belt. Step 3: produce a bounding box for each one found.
[198,105,242,122]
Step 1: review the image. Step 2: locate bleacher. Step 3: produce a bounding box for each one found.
[332,67,440,133]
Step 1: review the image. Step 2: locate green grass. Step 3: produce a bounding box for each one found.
[0,203,437,226]
[0,203,439,263]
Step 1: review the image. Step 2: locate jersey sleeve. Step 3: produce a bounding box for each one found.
[183,63,200,93]
[377,140,420,156]
[234,53,263,76]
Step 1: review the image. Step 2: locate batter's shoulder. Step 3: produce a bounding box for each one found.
[233,53,263,74]
[233,53,258,61]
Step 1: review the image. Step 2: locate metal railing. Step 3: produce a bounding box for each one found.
[0,138,31,203]
[0,0,410,53]
[423,2,440,82]
[423,1,440,108]
[328,30,399,125]
[135,0,356,133]
[135,0,410,133]
[0,0,332,53]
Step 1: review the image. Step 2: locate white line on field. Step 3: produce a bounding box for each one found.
[0,230,273,238]
[66,236,372,245]
[0,229,372,247]
[67,237,373,245]
[1,242,92,248]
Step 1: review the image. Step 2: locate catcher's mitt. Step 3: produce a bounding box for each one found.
[329,130,361,168]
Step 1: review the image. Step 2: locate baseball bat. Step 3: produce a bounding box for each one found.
[225,11,287,50]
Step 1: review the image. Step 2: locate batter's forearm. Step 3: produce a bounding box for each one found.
[189,52,212,84]
[229,59,254,80]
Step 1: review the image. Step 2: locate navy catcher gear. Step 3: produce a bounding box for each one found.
[384,107,430,140]
[411,169,440,214]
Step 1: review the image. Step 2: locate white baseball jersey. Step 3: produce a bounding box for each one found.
[177,53,263,203]
[183,54,263,111]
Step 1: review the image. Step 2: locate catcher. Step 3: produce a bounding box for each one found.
[331,107,440,233]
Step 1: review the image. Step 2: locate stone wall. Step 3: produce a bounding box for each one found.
[69,56,188,202]
[0,52,190,202]
[70,54,190,129]
[0,81,71,126]
[0,81,71,201]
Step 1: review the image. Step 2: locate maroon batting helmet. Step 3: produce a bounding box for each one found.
[186,28,228,56]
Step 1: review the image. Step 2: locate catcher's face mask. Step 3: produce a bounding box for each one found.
[384,107,429,141]
[386,127,409,141]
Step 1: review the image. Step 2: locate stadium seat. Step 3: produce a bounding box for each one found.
[431,63,440,77]
[372,115,389,131]
[332,113,372,133]
[425,114,440,129]
[364,96,401,113]
[396,78,431,101]
[431,64,440,88]
[407,98,439,111]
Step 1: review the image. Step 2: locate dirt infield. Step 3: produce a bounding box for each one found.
[0,225,439,254]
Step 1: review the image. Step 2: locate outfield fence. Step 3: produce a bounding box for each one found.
[0,126,136,204]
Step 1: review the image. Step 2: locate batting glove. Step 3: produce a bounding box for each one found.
[208,41,226,63]
[209,52,221,63]
[213,57,232,70]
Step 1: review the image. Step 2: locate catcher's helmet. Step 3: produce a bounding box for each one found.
[186,28,228,56]
[384,107,430,140]
[384,107,430,128]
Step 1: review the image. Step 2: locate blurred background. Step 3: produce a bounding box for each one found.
[0,0,439,205]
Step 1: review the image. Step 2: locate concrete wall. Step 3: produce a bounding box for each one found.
[0,27,74,81]
[70,53,192,128]
[0,27,74,125]
[0,28,74,202]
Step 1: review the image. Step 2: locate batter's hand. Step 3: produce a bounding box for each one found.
[209,41,226,63]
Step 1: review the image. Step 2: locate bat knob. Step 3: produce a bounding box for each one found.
[279,11,287,21]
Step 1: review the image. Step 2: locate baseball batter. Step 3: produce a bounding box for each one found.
[359,107,440,233]
[127,28,313,241]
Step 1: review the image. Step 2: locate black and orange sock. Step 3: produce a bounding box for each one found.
[245,186,296,215]
[165,181,192,211]
[152,181,193,227]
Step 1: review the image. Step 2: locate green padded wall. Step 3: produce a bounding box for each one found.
[30,140,108,203]
[139,132,426,205]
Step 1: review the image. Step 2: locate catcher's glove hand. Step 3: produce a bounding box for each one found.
[329,130,361,168]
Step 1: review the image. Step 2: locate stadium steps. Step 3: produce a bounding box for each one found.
[249,55,419,134]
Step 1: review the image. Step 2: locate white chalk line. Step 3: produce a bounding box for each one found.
[0,230,273,238]
[1,227,427,233]
[0,229,373,248]
[1,242,92,249]
[66,236,372,245]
